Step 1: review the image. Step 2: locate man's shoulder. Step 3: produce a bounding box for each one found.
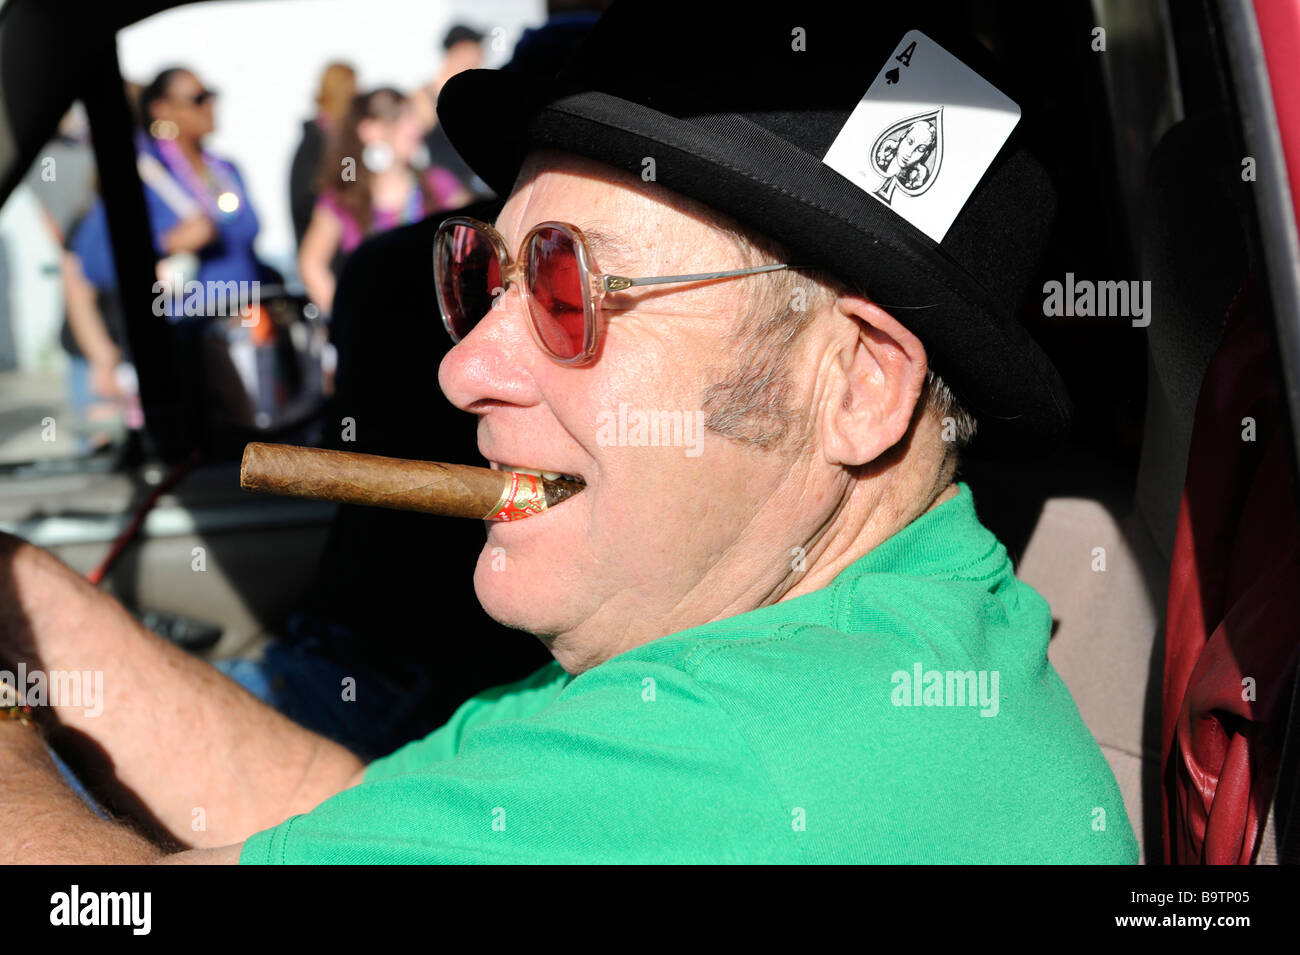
[587,542,1135,863]
[362,660,570,783]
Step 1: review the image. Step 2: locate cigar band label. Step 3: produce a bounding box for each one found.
[487,471,547,522]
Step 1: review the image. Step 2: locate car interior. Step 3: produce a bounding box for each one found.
[0,0,1296,864]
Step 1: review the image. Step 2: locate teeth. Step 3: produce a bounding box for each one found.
[488,462,585,485]
[491,463,585,484]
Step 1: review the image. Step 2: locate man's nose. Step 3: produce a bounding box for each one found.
[438,282,539,412]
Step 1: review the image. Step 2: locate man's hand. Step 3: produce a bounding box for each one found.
[0,533,365,856]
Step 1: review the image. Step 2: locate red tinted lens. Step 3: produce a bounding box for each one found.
[526,227,587,360]
[436,223,502,341]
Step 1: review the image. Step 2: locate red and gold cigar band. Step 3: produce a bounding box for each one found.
[486,470,549,522]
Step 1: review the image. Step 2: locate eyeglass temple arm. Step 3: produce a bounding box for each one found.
[601,262,797,292]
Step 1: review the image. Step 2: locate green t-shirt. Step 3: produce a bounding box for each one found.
[240,482,1137,863]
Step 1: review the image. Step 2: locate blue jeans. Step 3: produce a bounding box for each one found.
[212,617,445,761]
[50,745,108,819]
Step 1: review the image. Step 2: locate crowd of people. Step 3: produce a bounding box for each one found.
[292,26,488,313]
[42,24,493,440]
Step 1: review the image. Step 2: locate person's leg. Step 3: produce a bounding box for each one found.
[213,618,443,762]
[47,741,109,819]
[65,354,93,454]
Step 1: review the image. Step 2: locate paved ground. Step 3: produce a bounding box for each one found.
[0,367,126,463]
[0,367,67,461]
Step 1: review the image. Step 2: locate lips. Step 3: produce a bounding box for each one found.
[487,461,586,485]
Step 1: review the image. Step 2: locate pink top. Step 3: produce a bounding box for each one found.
[318,166,464,254]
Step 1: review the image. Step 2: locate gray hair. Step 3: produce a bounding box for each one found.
[701,222,978,466]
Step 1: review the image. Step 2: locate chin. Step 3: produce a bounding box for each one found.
[472,550,556,638]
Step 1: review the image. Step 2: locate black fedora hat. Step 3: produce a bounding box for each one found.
[436,1,1071,454]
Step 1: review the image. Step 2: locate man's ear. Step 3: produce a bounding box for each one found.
[820,295,928,467]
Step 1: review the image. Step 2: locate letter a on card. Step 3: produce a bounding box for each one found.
[823,30,1021,242]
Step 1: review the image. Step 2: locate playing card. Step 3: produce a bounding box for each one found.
[822,29,1021,243]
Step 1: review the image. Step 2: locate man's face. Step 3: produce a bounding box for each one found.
[438,149,834,672]
[897,122,934,168]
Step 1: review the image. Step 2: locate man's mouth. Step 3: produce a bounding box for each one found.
[488,461,587,486]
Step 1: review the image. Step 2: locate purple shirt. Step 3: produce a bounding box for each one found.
[317,167,463,254]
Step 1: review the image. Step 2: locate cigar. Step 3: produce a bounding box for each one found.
[239,443,585,522]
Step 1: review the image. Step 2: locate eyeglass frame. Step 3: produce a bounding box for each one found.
[434,215,808,366]
[175,88,217,108]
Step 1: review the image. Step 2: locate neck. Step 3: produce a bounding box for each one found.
[769,415,961,608]
[371,166,415,210]
[373,165,410,189]
[776,474,955,605]
[547,471,959,677]
[174,137,204,168]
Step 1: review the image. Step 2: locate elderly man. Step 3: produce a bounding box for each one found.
[0,3,1135,863]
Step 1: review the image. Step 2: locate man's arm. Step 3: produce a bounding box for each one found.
[0,712,369,863]
[0,534,365,849]
[0,720,161,862]
[160,765,372,864]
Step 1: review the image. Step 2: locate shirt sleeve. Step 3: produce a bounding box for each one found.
[68,200,116,290]
[240,657,796,864]
[425,166,465,210]
[362,661,570,781]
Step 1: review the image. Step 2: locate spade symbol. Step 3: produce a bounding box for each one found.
[884,67,900,85]
[869,107,943,205]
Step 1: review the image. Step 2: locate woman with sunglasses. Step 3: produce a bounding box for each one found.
[72,67,265,323]
[134,67,263,302]
[298,87,472,316]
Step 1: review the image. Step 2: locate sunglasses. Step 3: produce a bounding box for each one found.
[434,216,803,365]
[178,89,217,107]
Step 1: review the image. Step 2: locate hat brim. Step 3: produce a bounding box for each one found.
[437,68,1072,455]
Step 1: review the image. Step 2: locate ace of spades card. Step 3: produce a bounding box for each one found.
[822,30,1021,243]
